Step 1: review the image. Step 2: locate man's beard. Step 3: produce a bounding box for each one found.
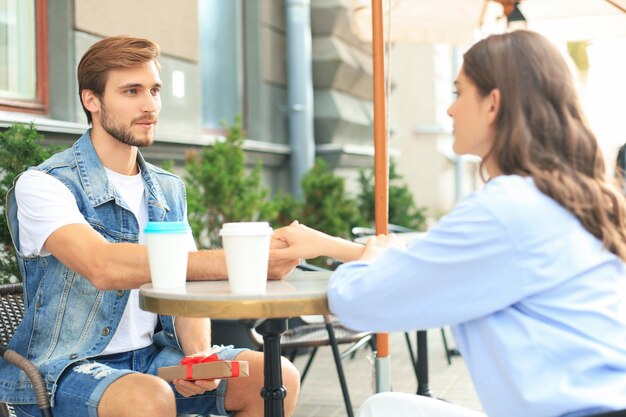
[100,103,157,148]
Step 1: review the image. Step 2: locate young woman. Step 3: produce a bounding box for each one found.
[274,30,626,417]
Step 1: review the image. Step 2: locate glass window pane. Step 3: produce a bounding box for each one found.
[199,0,242,129]
[0,0,36,100]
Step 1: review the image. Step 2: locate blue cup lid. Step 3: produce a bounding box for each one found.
[144,221,191,234]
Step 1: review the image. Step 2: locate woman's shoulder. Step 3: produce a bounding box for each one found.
[478,175,546,206]
[468,174,577,236]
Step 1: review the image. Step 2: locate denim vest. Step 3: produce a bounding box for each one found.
[0,130,185,405]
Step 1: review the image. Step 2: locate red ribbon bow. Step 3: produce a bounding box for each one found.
[179,354,240,380]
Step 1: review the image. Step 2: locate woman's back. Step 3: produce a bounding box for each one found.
[454,175,626,417]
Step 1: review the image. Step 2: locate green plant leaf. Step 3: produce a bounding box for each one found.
[0,123,63,283]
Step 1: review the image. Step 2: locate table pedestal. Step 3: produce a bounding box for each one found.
[256,318,288,417]
[415,330,432,396]
[406,330,432,396]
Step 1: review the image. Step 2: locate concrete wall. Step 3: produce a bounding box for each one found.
[387,43,480,216]
[45,0,204,136]
[72,32,202,136]
[74,0,199,62]
[4,0,473,216]
[19,0,290,193]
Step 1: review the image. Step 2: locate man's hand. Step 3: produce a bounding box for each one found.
[172,377,220,397]
[172,350,220,397]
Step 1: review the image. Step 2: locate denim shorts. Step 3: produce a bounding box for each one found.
[13,344,247,417]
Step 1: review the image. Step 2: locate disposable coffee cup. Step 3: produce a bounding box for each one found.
[219,222,273,294]
[144,221,192,289]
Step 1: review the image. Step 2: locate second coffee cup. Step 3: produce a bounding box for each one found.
[219,222,273,294]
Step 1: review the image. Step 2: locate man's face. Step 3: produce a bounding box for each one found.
[96,61,162,147]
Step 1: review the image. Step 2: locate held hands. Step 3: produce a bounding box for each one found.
[267,235,301,280]
[271,221,336,261]
[271,221,406,264]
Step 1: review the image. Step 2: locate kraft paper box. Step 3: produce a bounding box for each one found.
[158,360,249,382]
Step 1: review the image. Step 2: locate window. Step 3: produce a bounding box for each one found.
[0,0,47,113]
[199,0,243,131]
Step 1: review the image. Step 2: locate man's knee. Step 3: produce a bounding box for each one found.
[99,374,176,417]
[281,356,301,413]
[223,350,301,415]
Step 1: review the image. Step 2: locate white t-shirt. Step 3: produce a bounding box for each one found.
[15,169,159,355]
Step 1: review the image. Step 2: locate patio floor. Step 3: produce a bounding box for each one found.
[291,329,483,417]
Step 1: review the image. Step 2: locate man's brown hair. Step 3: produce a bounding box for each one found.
[77,35,161,124]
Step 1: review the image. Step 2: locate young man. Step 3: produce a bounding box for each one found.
[1,35,300,417]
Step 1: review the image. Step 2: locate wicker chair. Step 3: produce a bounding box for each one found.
[0,282,53,417]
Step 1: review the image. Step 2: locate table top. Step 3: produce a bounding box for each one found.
[139,270,332,319]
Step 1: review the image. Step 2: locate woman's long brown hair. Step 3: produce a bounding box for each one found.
[463,30,626,260]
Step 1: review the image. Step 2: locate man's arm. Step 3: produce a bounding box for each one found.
[45,224,298,290]
[44,224,229,290]
[174,316,212,355]
[172,317,220,395]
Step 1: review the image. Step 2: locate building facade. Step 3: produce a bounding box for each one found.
[0,0,465,217]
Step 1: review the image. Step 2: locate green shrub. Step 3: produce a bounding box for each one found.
[271,159,362,268]
[183,116,277,248]
[299,159,362,239]
[356,160,427,231]
[0,123,60,283]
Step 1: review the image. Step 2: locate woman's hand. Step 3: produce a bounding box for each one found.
[359,234,407,261]
[271,221,365,263]
[271,221,332,260]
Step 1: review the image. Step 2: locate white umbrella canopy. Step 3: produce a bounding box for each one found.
[350,0,626,44]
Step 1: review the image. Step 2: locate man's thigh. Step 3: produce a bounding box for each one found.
[14,360,135,417]
[14,345,248,417]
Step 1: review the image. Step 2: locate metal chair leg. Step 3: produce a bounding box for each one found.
[404,332,419,376]
[441,328,452,365]
[287,348,298,363]
[299,347,318,383]
[324,316,355,417]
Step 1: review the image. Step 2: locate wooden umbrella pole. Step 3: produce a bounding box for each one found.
[372,0,388,238]
[371,0,391,388]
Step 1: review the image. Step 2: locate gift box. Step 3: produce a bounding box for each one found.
[158,355,249,382]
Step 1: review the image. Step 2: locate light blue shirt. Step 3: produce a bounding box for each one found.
[329,175,626,417]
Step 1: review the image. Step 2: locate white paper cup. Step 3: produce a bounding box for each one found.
[144,221,191,289]
[219,222,273,294]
